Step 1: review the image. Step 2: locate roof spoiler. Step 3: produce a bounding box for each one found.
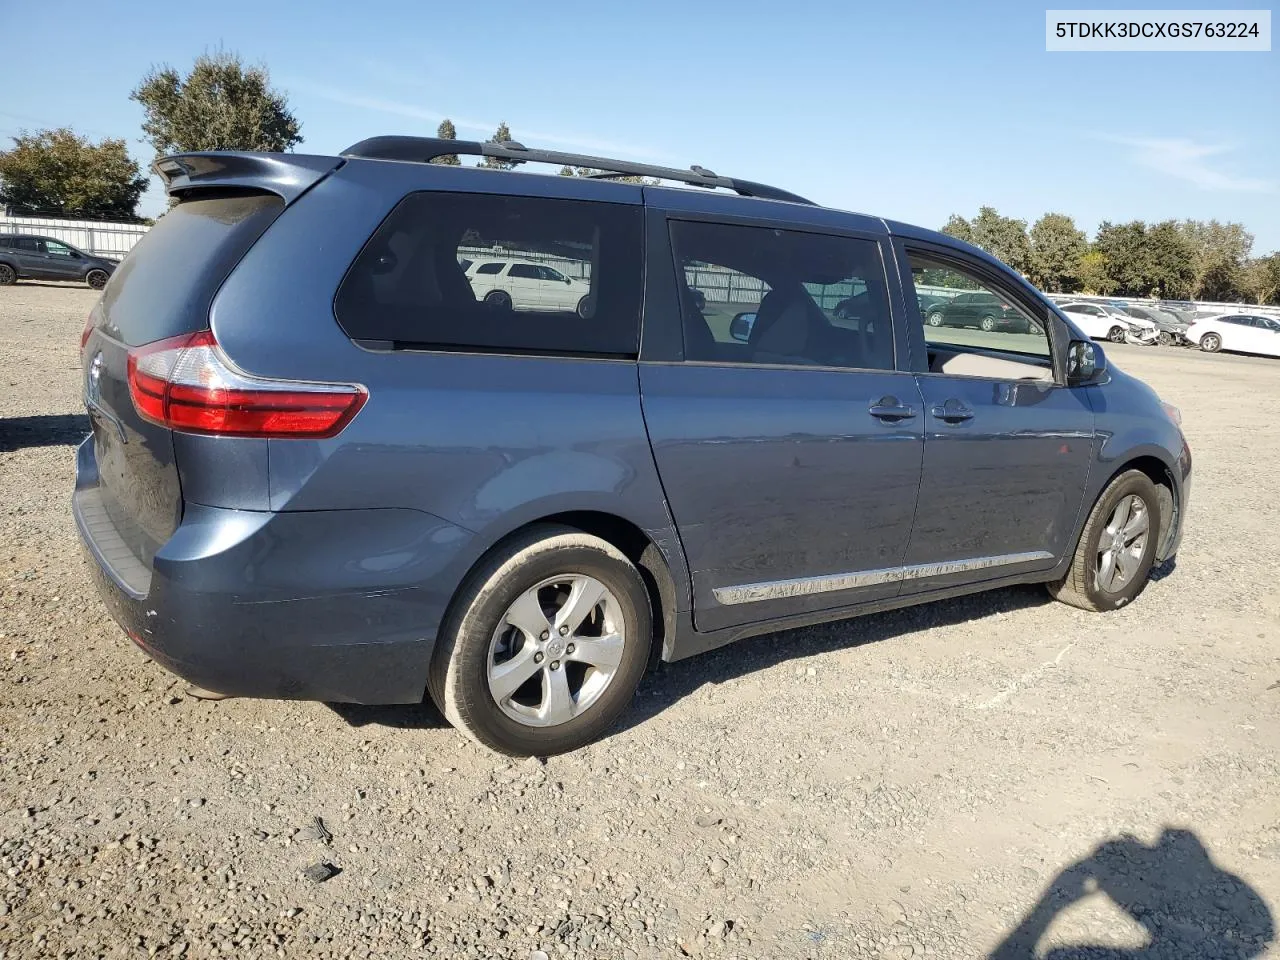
[152,153,342,204]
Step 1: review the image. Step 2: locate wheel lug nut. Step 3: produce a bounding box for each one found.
[550,660,561,671]
[566,643,575,655]
[534,652,544,664]
[559,626,569,636]
[540,630,549,640]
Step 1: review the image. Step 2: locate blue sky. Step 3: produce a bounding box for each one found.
[6,0,1278,250]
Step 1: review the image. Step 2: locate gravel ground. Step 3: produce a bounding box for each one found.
[1,282,1277,960]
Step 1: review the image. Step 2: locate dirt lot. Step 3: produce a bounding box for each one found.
[2,283,1277,960]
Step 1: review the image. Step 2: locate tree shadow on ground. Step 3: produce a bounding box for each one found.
[989,828,1274,959]
[0,413,90,452]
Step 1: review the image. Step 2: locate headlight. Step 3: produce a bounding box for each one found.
[1160,400,1182,426]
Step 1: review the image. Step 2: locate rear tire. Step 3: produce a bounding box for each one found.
[86,269,109,290]
[927,312,944,326]
[0,263,15,286]
[576,295,591,319]
[484,290,512,310]
[427,525,652,756]
[979,315,996,331]
[1199,332,1222,353]
[1048,470,1161,612]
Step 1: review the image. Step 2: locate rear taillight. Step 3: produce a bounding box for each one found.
[126,331,366,439]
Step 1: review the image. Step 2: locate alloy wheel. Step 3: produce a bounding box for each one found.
[1095,494,1149,593]
[486,574,626,727]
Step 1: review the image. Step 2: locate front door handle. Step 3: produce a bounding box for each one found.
[930,400,975,423]
[869,397,916,421]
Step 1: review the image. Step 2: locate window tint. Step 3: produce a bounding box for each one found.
[907,253,1052,370]
[336,193,642,356]
[46,240,74,257]
[14,237,39,252]
[669,219,893,371]
[539,265,567,282]
[508,263,539,279]
[0,237,11,248]
[474,261,504,275]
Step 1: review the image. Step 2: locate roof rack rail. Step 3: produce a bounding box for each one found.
[340,136,814,205]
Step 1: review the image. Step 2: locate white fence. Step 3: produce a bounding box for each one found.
[0,213,150,259]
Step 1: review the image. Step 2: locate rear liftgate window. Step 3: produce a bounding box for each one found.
[100,190,285,347]
[334,192,643,356]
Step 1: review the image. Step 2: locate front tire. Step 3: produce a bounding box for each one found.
[979,315,996,332]
[0,263,15,286]
[428,525,652,756]
[85,269,109,290]
[1108,326,1126,343]
[1199,332,1222,353]
[1048,470,1161,612]
[927,311,944,327]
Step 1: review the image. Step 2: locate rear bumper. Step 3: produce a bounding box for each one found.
[73,436,474,704]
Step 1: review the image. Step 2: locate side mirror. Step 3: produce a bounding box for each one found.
[729,312,757,342]
[1067,339,1106,384]
[565,277,572,284]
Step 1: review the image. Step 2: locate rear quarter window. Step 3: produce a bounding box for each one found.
[100,190,285,347]
[334,192,643,356]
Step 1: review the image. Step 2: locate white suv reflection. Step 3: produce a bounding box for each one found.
[465,259,590,316]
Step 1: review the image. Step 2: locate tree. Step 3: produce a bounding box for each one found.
[1241,254,1280,305]
[1093,221,1154,296]
[1177,220,1253,300]
[1028,213,1086,293]
[0,128,148,220]
[940,214,973,244]
[970,207,1031,275]
[1077,250,1115,295]
[432,119,460,165]
[131,51,302,155]
[1144,220,1196,299]
[480,122,516,170]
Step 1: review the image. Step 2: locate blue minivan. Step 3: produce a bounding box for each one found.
[74,137,1190,755]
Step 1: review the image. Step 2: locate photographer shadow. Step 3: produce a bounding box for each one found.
[990,828,1274,959]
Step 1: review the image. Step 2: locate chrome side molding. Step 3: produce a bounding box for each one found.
[712,550,1055,605]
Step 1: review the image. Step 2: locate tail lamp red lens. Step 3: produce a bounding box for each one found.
[126,330,366,439]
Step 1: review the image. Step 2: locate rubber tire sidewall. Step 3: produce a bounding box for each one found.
[429,525,652,757]
[1200,333,1221,353]
[1052,470,1161,611]
[484,290,512,309]
[86,269,108,290]
[0,264,15,286]
[980,316,996,331]
[1108,326,1126,343]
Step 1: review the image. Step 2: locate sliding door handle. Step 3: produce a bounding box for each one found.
[930,400,975,423]
[869,397,916,421]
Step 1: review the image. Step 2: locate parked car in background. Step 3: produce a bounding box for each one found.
[74,135,1190,756]
[923,291,1032,332]
[0,234,118,289]
[1117,305,1190,345]
[465,258,592,316]
[1058,301,1158,344]
[1186,314,1280,357]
